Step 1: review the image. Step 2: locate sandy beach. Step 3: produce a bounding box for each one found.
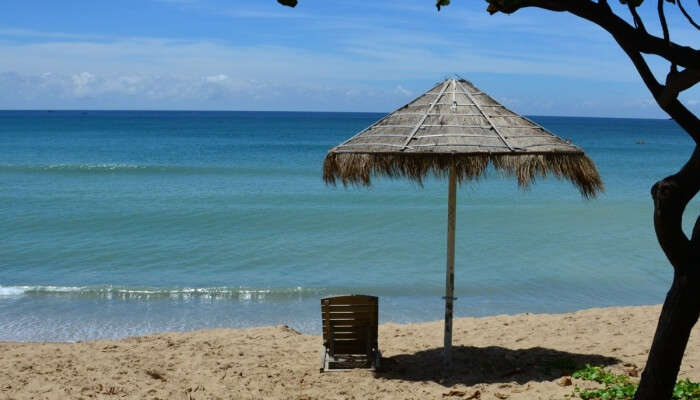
[1,304,698,400]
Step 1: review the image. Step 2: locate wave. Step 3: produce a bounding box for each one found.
[0,286,27,296]
[0,284,335,301]
[1,163,151,172]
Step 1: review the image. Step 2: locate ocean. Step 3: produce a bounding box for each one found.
[0,111,697,342]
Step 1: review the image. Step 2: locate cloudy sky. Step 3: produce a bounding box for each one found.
[0,0,697,117]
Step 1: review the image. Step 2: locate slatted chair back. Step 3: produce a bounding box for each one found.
[321,295,378,357]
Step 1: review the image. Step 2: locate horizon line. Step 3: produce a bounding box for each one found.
[0,109,672,121]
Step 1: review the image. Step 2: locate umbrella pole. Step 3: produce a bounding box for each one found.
[443,164,457,375]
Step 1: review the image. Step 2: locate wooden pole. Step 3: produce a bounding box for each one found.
[443,164,457,375]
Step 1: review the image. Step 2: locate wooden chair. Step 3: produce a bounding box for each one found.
[320,295,381,372]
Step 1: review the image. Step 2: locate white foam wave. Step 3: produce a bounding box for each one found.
[0,285,326,300]
[0,163,151,172]
[0,285,27,296]
[45,163,144,171]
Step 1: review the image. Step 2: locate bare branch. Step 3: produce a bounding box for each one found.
[658,0,670,44]
[661,68,700,107]
[652,146,700,268]
[628,3,647,32]
[576,20,699,141]
[692,215,700,245]
[487,0,700,141]
[617,41,663,97]
[487,0,700,69]
[677,0,700,30]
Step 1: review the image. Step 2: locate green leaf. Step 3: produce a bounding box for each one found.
[571,364,700,399]
[573,365,630,385]
[673,379,700,400]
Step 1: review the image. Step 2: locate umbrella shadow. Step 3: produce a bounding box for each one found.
[375,345,621,386]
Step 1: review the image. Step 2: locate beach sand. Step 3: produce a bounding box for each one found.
[1,305,698,399]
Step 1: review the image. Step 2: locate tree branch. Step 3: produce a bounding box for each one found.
[661,68,700,107]
[618,44,700,142]
[691,215,700,277]
[651,146,700,270]
[628,3,646,32]
[658,0,670,44]
[692,215,700,246]
[617,42,663,95]
[487,0,700,69]
[487,0,700,142]
[677,0,700,30]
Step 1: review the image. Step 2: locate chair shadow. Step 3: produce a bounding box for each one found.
[375,345,621,386]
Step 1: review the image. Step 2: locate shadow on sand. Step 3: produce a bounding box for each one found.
[375,345,621,386]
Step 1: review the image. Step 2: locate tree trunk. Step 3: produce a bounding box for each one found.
[635,147,700,400]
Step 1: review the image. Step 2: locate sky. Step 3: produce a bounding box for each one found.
[0,0,697,117]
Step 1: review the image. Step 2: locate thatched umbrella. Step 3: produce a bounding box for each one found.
[323,77,603,372]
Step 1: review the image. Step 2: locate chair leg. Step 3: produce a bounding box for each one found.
[368,346,381,371]
[366,328,372,369]
[320,346,327,373]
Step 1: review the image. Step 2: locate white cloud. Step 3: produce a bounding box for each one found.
[71,72,97,96]
[0,71,413,111]
[0,27,697,116]
[1,34,637,84]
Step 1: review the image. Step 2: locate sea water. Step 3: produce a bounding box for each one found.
[1,111,697,341]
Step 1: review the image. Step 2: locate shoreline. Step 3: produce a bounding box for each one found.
[0,297,667,343]
[0,301,666,344]
[1,304,698,399]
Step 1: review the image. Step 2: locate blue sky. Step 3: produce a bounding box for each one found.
[0,0,697,117]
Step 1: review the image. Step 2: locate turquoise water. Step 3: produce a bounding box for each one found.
[0,111,697,341]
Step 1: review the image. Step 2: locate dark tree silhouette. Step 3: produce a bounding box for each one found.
[475,3,699,400]
[278,1,699,398]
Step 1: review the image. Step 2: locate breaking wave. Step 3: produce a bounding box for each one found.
[0,285,334,301]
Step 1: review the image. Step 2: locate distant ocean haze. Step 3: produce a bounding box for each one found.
[0,111,697,341]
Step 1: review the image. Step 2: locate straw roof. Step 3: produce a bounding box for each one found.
[323,78,603,197]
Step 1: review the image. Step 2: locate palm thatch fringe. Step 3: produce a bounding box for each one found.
[323,152,603,198]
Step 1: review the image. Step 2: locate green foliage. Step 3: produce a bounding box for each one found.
[572,365,631,386]
[575,383,638,399]
[571,365,700,400]
[674,379,700,400]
